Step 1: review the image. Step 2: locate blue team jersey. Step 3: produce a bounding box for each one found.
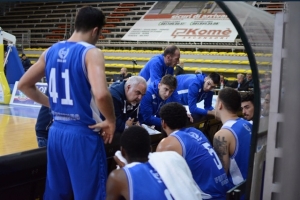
[171,127,229,200]
[44,41,102,127]
[221,118,252,188]
[139,54,174,84]
[176,74,214,115]
[123,162,174,200]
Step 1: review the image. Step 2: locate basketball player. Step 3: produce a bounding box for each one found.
[157,102,229,199]
[213,88,252,189]
[106,126,202,200]
[18,6,115,199]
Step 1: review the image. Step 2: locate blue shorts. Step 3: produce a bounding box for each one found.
[44,122,107,200]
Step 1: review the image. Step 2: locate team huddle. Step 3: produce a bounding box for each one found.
[18,6,253,200]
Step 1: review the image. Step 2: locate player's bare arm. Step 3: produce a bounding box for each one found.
[18,50,50,107]
[156,136,183,156]
[86,48,116,143]
[106,169,129,200]
[213,129,233,174]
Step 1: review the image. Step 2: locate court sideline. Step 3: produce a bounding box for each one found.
[0,104,40,156]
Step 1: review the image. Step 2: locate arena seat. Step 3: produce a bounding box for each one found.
[203,60,213,64]
[230,60,241,65]
[211,60,222,64]
[226,69,237,73]
[185,59,196,63]
[220,60,231,64]
[240,60,250,65]
[216,68,227,73]
[236,69,247,73]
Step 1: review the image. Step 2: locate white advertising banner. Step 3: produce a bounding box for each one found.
[122,14,238,42]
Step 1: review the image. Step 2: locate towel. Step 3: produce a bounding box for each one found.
[148,151,203,200]
[114,150,128,169]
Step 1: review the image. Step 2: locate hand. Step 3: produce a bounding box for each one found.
[89,120,116,144]
[133,121,140,126]
[125,118,135,127]
[187,114,194,123]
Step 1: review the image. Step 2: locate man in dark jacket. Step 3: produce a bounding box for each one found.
[21,53,32,72]
[229,73,249,91]
[106,76,147,134]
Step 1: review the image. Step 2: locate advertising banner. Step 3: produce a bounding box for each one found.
[10,81,47,107]
[122,13,238,42]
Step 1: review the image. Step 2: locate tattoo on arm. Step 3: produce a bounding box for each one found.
[214,136,228,168]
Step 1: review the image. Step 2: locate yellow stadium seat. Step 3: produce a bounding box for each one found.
[226,69,237,73]
[141,57,150,61]
[230,60,241,65]
[218,52,228,55]
[259,61,271,66]
[200,67,208,72]
[209,51,218,55]
[254,53,264,57]
[227,52,237,56]
[188,67,199,72]
[105,63,113,67]
[205,68,217,72]
[240,60,250,65]
[194,59,203,63]
[227,77,237,81]
[216,68,227,73]
[203,60,213,64]
[235,69,246,73]
[200,51,209,54]
[220,60,231,64]
[264,53,272,57]
[258,70,266,74]
[185,59,195,63]
[236,52,246,56]
[245,69,252,74]
[211,60,222,64]
[134,65,143,69]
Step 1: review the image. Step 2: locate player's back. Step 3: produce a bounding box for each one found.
[171,127,229,199]
[221,118,252,188]
[123,162,174,200]
[44,41,102,127]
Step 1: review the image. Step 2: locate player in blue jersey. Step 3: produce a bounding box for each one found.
[157,102,229,199]
[139,45,180,84]
[106,126,202,200]
[139,74,180,130]
[176,72,220,117]
[213,88,252,189]
[18,6,116,200]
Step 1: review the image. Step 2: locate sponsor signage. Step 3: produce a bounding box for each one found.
[10,81,47,107]
[122,14,238,42]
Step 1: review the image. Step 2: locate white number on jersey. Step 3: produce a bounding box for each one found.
[202,142,223,170]
[164,189,174,200]
[49,68,73,105]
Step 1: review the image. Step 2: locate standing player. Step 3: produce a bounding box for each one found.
[18,6,115,200]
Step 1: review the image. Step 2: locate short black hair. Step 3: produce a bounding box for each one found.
[208,72,220,85]
[241,92,254,105]
[75,6,106,34]
[159,102,187,129]
[163,45,179,57]
[160,74,177,90]
[218,88,241,113]
[120,126,151,160]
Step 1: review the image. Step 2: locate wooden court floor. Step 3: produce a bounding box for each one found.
[0,104,40,156]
